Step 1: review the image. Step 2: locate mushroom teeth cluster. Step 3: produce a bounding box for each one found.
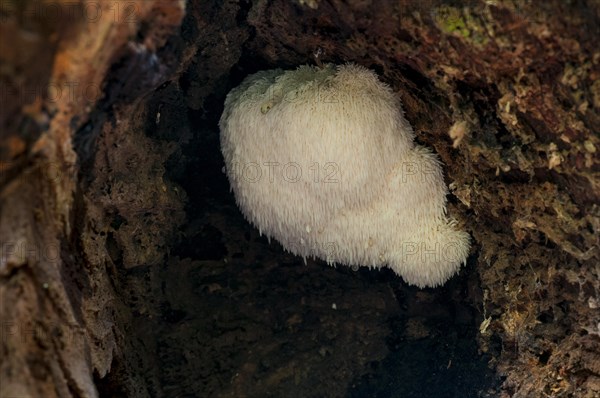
[219,63,470,288]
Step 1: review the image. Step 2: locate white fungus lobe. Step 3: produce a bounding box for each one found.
[219,64,470,288]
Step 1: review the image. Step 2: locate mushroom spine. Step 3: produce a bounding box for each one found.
[219,63,470,288]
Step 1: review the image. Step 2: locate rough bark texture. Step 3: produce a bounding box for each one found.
[0,1,185,396]
[0,0,598,397]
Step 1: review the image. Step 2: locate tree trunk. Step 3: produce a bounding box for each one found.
[1,1,598,397]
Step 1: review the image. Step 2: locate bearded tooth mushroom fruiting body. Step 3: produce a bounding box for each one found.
[219,63,470,288]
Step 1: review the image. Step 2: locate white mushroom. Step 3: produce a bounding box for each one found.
[219,63,470,288]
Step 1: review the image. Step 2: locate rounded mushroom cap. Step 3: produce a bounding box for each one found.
[220,63,470,288]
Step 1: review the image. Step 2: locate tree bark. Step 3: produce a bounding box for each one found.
[0,1,185,396]
[0,0,598,397]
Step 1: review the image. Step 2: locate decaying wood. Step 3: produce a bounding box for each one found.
[0,0,598,397]
[0,1,184,396]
